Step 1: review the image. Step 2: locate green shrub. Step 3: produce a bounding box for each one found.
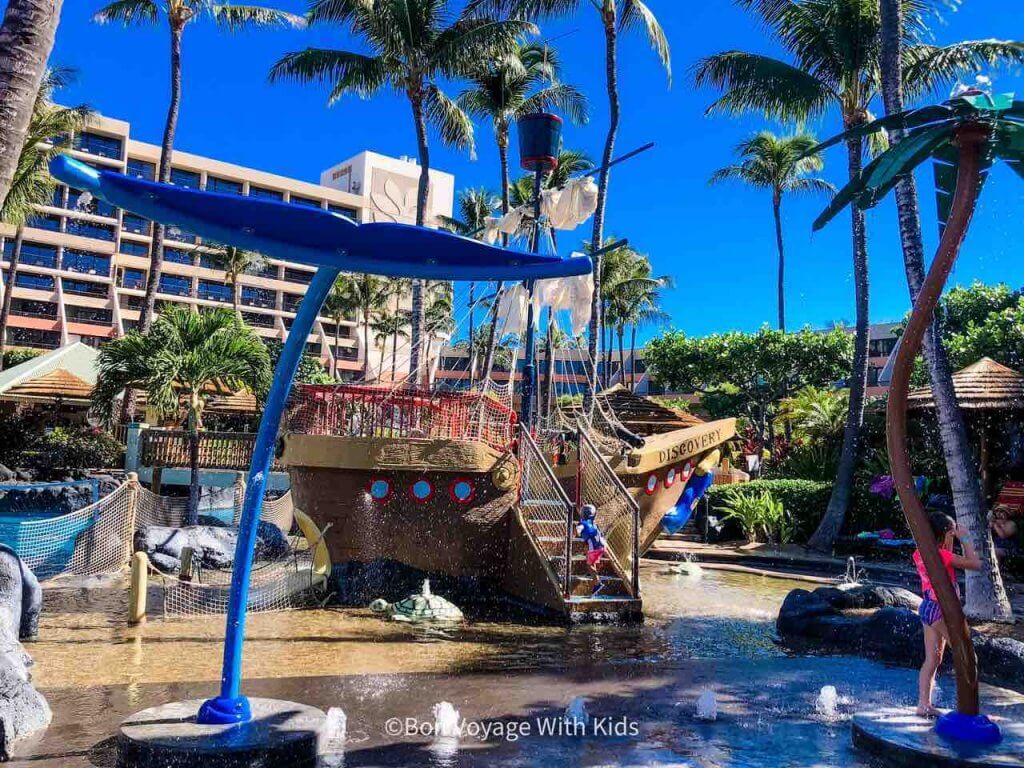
[719,490,791,544]
[21,427,123,477]
[1,348,42,370]
[708,479,831,541]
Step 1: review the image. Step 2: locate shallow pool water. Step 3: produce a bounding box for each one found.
[14,562,1018,767]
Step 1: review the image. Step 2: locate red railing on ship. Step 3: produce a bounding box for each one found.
[287,384,516,452]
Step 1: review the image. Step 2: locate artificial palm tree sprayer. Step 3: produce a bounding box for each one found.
[811,89,1024,744]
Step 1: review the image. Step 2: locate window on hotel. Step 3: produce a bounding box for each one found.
[27,214,61,232]
[249,185,284,201]
[126,158,156,180]
[170,168,201,189]
[198,280,232,302]
[67,188,117,218]
[241,286,275,309]
[62,278,108,298]
[63,249,110,276]
[120,295,144,310]
[282,293,302,313]
[242,311,275,328]
[158,274,191,297]
[67,220,116,241]
[7,241,58,269]
[10,299,57,319]
[164,247,193,265]
[14,273,55,291]
[328,203,358,218]
[73,131,122,159]
[207,176,243,195]
[283,267,313,285]
[6,327,60,349]
[255,262,279,279]
[166,225,199,244]
[122,213,150,235]
[120,268,146,289]
[289,195,321,208]
[66,305,113,325]
[120,240,149,257]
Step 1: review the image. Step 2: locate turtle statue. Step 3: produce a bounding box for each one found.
[369,579,464,623]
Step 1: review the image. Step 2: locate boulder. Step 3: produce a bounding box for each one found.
[136,521,289,573]
[0,465,14,483]
[975,635,1024,692]
[0,640,51,758]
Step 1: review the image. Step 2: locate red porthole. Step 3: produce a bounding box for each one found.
[664,467,678,488]
[368,477,392,503]
[409,478,435,503]
[449,478,476,505]
[644,474,658,495]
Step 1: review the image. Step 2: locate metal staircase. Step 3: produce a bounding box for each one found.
[515,425,641,621]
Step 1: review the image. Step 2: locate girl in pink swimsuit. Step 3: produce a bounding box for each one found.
[913,513,981,717]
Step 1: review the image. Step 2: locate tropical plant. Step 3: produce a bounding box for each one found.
[262,338,331,384]
[472,0,670,408]
[807,91,1024,631]
[439,186,501,384]
[372,311,410,382]
[93,306,271,523]
[330,272,390,381]
[709,131,833,331]
[423,282,454,383]
[203,243,268,315]
[321,274,362,380]
[720,490,786,544]
[695,0,1024,557]
[779,386,848,443]
[272,0,533,386]
[0,69,92,370]
[0,0,64,216]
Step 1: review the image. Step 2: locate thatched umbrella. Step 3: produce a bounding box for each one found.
[907,357,1024,497]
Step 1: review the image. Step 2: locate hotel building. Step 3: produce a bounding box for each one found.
[0,113,455,378]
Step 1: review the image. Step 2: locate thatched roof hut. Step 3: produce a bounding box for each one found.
[908,357,1024,411]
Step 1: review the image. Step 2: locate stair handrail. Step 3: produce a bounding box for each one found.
[517,424,575,598]
[576,422,642,598]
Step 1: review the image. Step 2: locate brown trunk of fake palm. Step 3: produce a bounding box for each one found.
[409,89,429,387]
[888,124,989,716]
[585,9,619,413]
[878,0,1011,621]
[773,192,786,332]
[809,134,870,551]
[0,229,24,370]
[0,0,62,216]
[187,396,201,526]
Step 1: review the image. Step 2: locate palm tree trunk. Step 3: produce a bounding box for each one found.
[232,278,241,318]
[617,325,625,388]
[541,307,554,424]
[390,332,398,382]
[333,324,341,380]
[480,281,505,385]
[467,281,476,388]
[629,325,637,391]
[498,128,510,248]
[879,0,1011,619]
[0,228,24,371]
[809,134,871,552]
[773,192,786,332]
[362,313,372,381]
[585,7,620,414]
[408,90,429,386]
[0,0,62,216]
[187,397,201,526]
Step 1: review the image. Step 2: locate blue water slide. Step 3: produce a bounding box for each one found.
[48,153,592,725]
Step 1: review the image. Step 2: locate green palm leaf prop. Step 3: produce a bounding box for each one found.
[810,92,1024,234]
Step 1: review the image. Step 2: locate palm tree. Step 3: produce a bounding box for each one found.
[271,0,534,387]
[458,41,587,219]
[372,311,410,382]
[0,0,64,216]
[204,243,268,315]
[472,0,670,410]
[94,1,302,339]
[0,69,91,371]
[617,266,670,390]
[694,0,1024,552]
[337,273,390,382]
[322,274,361,380]
[93,306,271,523]
[709,131,833,331]
[877,0,1011,623]
[439,186,501,385]
[600,245,667,389]
[423,283,455,385]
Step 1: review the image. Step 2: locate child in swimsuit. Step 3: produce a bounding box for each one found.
[576,504,607,595]
[913,512,981,717]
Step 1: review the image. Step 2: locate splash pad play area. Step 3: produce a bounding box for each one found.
[5,97,1019,766]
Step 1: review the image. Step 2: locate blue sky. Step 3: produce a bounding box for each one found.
[44,1,1024,342]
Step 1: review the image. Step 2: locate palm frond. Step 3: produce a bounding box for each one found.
[518,82,588,125]
[432,17,537,78]
[270,49,389,100]
[903,40,1024,102]
[211,5,306,30]
[424,85,476,156]
[93,0,159,25]
[620,0,671,85]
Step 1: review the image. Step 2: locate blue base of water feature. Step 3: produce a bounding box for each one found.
[197,695,251,725]
[935,711,1003,745]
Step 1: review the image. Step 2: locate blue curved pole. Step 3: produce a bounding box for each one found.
[198,266,340,725]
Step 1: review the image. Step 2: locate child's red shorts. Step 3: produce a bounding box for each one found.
[586,547,606,567]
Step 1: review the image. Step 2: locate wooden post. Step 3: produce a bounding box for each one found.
[128,551,148,625]
[150,466,163,494]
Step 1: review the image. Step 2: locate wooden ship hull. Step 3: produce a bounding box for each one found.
[279,385,735,620]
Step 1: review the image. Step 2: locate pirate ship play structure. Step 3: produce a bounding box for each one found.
[50,111,733,726]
